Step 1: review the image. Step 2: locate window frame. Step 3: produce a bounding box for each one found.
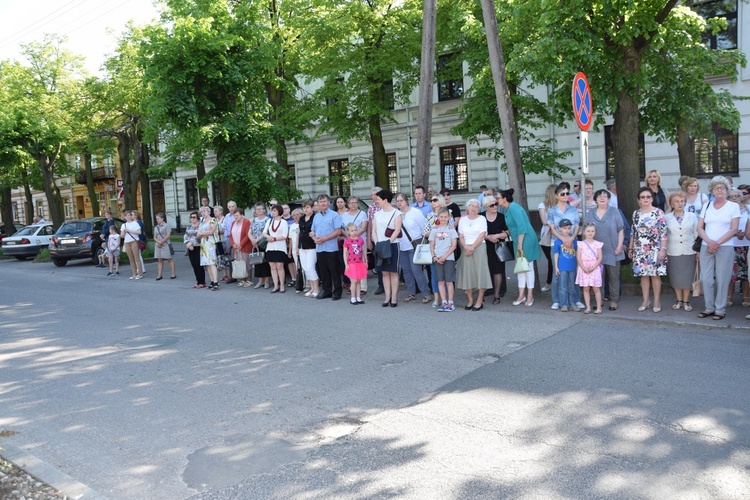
[386,153,398,193]
[694,123,739,177]
[328,158,350,197]
[185,178,199,210]
[437,53,464,102]
[439,145,469,193]
[692,0,738,50]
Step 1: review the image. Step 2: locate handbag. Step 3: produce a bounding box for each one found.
[495,236,514,262]
[692,236,702,253]
[215,240,225,255]
[231,251,248,279]
[168,242,175,256]
[692,262,702,297]
[248,248,265,265]
[383,211,402,239]
[413,237,432,265]
[514,250,531,273]
[137,239,147,251]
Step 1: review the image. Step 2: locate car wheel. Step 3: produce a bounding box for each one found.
[52,258,68,267]
[14,256,27,261]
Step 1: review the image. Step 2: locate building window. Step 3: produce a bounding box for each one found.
[212,183,222,208]
[12,202,18,221]
[693,0,737,50]
[440,145,468,192]
[382,79,395,110]
[287,163,296,189]
[695,123,738,176]
[63,198,70,218]
[437,53,464,102]
[103,155,115,168]
[185,178,198,210]
[386,153,398,192]
[328,158,350,197]
[74,155,81,169]
[604,125,646,180]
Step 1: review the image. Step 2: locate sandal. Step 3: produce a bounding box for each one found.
[404,295,417,302]
[672,301,682,310]
[609,303,618,311]
[683,302,692,312]
[422,295,432,304]
[697,311,715,318]
[493,297,501,305]
[712,313,726,320]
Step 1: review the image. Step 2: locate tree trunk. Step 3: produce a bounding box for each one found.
[117,131,138,210]
[133,128,151,233]
[38,154,65,229]
[414,0,436,191]
[611,90,641,222]
[197,158,208,201]
[1,187,15,234]
[139,169,152,235]
[265,80,291,189]
[479,0,527,209]
[83,152,100,216]
[369,115,389,190]
[21,169,34,225]
[676,126,696,178]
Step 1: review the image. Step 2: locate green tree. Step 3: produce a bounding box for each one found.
[508,0,742,218]
[296,0,423,190]
[141,0,301,207]
[1,36,85,228]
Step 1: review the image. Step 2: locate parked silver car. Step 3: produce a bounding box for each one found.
[1,223,54,260]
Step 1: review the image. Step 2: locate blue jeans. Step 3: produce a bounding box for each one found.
[400,249,430,296]
[557,270,578,307]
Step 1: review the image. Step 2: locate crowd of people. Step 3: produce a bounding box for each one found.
[99,174,750,320]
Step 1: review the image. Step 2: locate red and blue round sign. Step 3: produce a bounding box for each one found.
[572,72,593,131]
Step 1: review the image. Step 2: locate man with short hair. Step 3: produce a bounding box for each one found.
[569,182,581,202]
[605,179,618,208]
[411,186,431,216]
[440,188,462,225]
[223,201,238,282]
[311,194,343,300]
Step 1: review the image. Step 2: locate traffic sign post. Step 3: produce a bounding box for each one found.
[572,72,593,225]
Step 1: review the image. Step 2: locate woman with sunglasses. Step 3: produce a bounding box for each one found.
[425,194,447,307]
[628,187,667,312]
[482,195,509,304]
[546,182,583,310]
[184,211,206,288]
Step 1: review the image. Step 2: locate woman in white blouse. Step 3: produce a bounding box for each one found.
[262,204,290,293]
[665,192,698,312]
[456,199,493,311]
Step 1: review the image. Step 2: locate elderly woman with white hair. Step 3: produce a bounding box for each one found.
[697,175,741,320]
[197,205,221,290]
[456,198,493,310]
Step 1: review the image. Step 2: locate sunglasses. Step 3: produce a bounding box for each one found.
[639,195,652,200]
[190,215,198,218]
[489,203,498,208]
[574,185,580,188]
[431,198,439,202]
[559,192,569,196]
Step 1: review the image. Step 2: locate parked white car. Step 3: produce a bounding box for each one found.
[1,223,54,260]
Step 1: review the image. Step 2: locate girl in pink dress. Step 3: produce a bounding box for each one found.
[343,223,368,304]
[576,223,604,314]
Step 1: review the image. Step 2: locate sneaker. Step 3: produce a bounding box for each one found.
[560,305,568,312]
[446,301,455,312]
[107,272,114,277]
[551,303,560,310]
[575,302,586,309]
[437,304,447,312]
[571,306,581,312]
[115,271,120,276]
[541,284,551,292]
[432,300,439,308]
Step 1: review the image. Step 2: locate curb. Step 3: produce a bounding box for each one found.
[0,443,107,500]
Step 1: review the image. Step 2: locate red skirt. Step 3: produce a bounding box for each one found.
[345,261,368,280]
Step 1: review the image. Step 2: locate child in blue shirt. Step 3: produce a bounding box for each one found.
[553,219,579,312]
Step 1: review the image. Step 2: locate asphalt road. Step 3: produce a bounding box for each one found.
[1,253,748,499]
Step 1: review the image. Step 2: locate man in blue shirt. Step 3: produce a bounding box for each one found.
[311,194,343,300]
[410,186,431,216]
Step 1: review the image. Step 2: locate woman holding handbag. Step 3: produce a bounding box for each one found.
[482,194,509,304]
[665,191,698,312]
[197,206,220,290]
[497,189,541,307]
[121,210,143,279]
[184,211,205,288]
[396,193,431,303]
[372,189,402,307]
[248,202,271,289]
[229,208,253,287]
[153,212,176,280]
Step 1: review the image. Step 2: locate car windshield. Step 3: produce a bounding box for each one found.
[13,226,40,236]
[58,222,90,234]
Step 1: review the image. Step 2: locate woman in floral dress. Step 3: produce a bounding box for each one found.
[627,187,667,313]
[197,206,220,290]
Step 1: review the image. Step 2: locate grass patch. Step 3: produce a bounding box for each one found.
[34,248,51,263]
[170,235,183,242]
[118,243,154,262]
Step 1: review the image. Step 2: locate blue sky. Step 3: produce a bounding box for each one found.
[0,0,160,74]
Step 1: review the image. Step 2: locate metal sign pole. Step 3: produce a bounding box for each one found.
[580,130,589,227]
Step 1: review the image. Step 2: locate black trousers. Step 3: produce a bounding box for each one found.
[317,250,342,297]
[188,247,205,285]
